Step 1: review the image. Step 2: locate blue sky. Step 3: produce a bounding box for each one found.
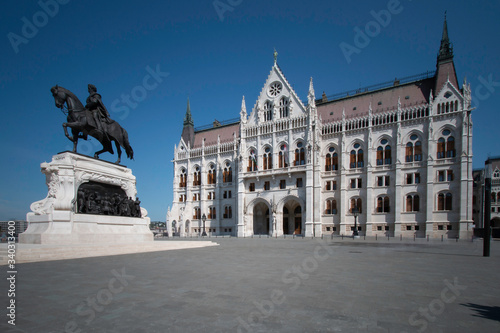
[1,0,499,221]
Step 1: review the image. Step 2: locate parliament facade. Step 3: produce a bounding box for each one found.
[167,18,474,239]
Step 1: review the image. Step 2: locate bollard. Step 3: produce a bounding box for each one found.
[388,235,390,241]
[321,234,324,239]
[342,234,344,240]
[427,234,429,242]
[456,236,459,242]
[400,234,402,241]
[441,235,443,242]
[375,234,377,241]
[414,234,415,241]
[364,235,366,240]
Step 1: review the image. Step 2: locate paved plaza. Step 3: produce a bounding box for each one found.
[1,237,499,333]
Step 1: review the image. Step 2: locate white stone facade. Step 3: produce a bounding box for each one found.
[168,20,474,239]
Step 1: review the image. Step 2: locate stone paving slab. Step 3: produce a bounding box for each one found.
[0,238,499,333]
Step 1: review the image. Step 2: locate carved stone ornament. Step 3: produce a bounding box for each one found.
[21,151,152,245]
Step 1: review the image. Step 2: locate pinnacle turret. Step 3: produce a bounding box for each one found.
[437,12,453,64]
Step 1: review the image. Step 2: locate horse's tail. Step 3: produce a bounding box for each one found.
[122,127,134,160]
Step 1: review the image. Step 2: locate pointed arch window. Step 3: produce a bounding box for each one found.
[263,146,273,170]
[179,168,187,187]
[193,166,201,186]
[223,162,232,183]
[264,101,273,121]
[279,97,289,118]
[350,143,364,169]
[376,139,391,165]
[437,129,456,159]
[294,142,305,166]
[279,144,289,168]
[406,134,422,162]
[325,146,338,171]
[207,164,216,185]
[248,149,258,171]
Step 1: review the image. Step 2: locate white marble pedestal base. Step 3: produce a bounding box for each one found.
[20,152,153,245]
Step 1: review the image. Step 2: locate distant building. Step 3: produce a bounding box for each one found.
[0,220,29,236]
[167,17,473,239]
[473,156,500,230]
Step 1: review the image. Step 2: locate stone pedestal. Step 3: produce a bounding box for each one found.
[20,152,153,244]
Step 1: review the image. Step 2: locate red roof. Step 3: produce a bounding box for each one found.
[317,78,434,122]
[193,123,240,148]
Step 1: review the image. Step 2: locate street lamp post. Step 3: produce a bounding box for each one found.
[352,206,360,238]
[202,213,207,237]
[484,159,492,257]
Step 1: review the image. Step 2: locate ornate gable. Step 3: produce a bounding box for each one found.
[246,62,307,126]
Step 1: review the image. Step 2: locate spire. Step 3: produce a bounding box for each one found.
[437,11,453,63]
[183,98,194,126]
[434,13,459,94]
[273,48,278,65]
[240,95,247,123]
[181,98,195,148]
[308,77,316,108]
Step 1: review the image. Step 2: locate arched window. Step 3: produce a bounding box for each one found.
[325,199,337,215]
[492,193,497,203]
[377,196,390,213]
[193,166,201,186]
[279,144,289,168]
[325,146,338,171]
[208,206,216,219]
[497,193,500,202]
[263,146,273,170]
[350,143,364,169]
[264,101,273,121]
[223,206,232,219]
[446,137,455,157]
[437,129,455,159]
[437,192,453,211]
[248,149,258,171]
[350,197,362,214]
[193,207,201,220]
[279,97,289,118]
[406,134,422,162]
[223,162,232,183]
[406,194,420,212]
[207,164,216,185]
[179,168,187,187]
[294,142,305,166]
[376,139,391,165]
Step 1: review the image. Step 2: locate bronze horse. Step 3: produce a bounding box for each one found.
[51,85,133,164]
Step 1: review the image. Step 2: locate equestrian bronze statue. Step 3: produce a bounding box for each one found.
[51,85,134,164]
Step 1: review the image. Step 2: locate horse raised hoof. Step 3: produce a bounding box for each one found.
[94,154,99,159]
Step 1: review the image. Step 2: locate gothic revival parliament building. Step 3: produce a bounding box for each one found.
[167,18,474,239]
